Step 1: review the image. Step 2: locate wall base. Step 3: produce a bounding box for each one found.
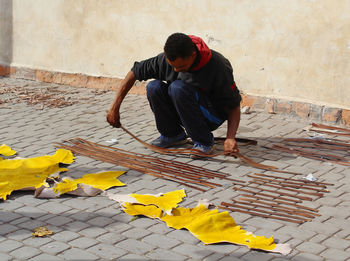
[1,64,349,126]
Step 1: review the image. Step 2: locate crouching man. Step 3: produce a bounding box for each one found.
[107,33,241,158]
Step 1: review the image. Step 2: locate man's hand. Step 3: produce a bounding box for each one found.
[225,106,241,156]
[106,70,137,128]
[224,138,239,155]
[106,108,121,128]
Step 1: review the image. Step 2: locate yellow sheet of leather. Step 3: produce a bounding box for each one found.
[53,171,126,194]
[130,189,186,213]
[121,195,291,254]
[0,149,74,200]
[0,144,17,157]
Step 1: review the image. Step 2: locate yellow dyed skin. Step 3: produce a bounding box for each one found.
[123,202,163,218]
[0,149,74,200]
[131,189,186,212]
[53,171,126,195]
[0,144,17,157]
[123,202,276,252]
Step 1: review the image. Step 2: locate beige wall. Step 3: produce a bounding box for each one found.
[0,0,12,64]
[1,0,349,109]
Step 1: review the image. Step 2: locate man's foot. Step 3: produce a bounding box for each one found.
[151,133,187,148]
[190,142,215,159]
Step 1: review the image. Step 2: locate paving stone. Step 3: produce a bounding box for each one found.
[219,255,245,261]
[62,198,96,210]
[121,227,152,239]
[62,221,90,232]
[50,230,80,242]
[129,216,158,228]
[320,248,350,261]
[142,234,181,249]
[104,221,133,233]
[296,241,326,254]
[203,253,226,261]
[12,194,45,206]
[86,244,128,260]
[17,219,47,230]
[59,248,99,261]
[36,202,72,214]
[0,201,24,211]
[0,211,23,222]
[29,253,64,261]
[172,243,213,259]
[203,243,242,255]
[245,217,284,231]
[120,253,150,260]
[0,239,23,252]
[167,229,201,244]
[276,226,316,241]
[301,221,341,236]
[240,250,276,261]
[7,229,32,241]
[79,227,108,238]
[36,213,57,222]
[335,229,350,240]
[116,238,154,255]
[0,224,19,236]
[68,211,98,222]
[95,207,122,218]
[23,237,53,248]
[69,237,99,249]
[10,246,41,260]
[0,253,13,261]
[290,252,325,261]
[146,248,187,260]
[87,216,114,227]
[96,232,127,244]
[147,222,171,234]
[322,236,350,250]
[322,217,350,230]
[318,206,350,219]
[45,216,74,227]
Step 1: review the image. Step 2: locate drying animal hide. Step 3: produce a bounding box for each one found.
[107,190,292,255]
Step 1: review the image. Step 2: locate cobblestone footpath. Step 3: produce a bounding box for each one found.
[0,77,349,261]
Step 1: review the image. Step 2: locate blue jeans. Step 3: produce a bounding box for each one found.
[146,80,224,146]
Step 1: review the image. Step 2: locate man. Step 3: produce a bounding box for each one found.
[107,33,241,158]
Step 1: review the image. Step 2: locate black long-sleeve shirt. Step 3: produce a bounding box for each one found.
[131,49,241,120]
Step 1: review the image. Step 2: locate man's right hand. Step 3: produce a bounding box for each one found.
[106,108,121,128]
[106,70,137,128]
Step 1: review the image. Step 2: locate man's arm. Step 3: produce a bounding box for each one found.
[224,105,241,154]
[106,70,136,127]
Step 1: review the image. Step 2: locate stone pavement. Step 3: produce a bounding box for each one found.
[0,77,349,261]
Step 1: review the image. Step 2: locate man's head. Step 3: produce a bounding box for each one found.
[164,33,196,72]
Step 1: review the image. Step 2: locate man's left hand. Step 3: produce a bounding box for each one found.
[224,138,239,155]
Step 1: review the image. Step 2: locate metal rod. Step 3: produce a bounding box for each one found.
[62,143,216,189]
[272,144,350,166]
[219,205,306,224]
[249,175,329,192]
[221,201,310,221]
[248,177,326,196]
[237,197,321,217]
[312,123,350,134]
[238,194,319,212]
[233,187,302,203]
[253,173,333,186]
[242,184,313,201]
[57,139,236,191]
[121,125,278,170]
[248,180,315,200]
[230,199,317,218]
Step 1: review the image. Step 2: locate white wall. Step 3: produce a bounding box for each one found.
[1,0,349,109]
